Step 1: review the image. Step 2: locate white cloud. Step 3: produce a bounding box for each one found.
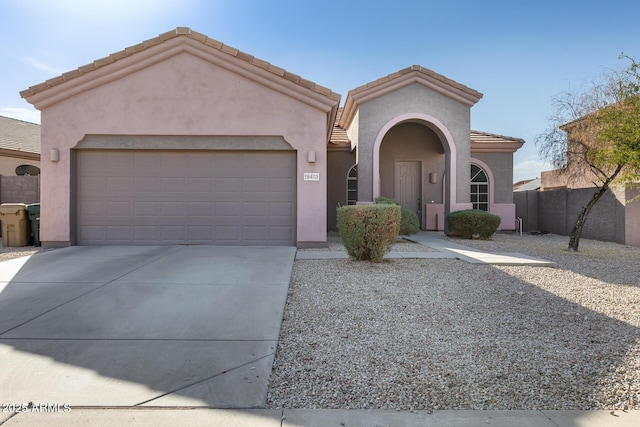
[24,57,66,76]
[0,107,41,124]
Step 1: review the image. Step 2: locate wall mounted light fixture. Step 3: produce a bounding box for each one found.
[429,172,437,184]
[50,148,60,162]
[307,151,316,163]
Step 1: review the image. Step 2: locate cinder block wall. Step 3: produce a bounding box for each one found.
[514,191,539,231]
[515,186,630,245]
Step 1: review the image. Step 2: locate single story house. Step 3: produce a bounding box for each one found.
[21,27,523,247]
[0,115,40,176]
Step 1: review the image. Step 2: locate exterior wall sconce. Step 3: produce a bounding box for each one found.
[50,148,60,162]
[307,151,316,163]
[429,172,437,184]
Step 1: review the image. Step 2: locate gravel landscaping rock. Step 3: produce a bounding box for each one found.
[0,245,54,262]
[267,233,640,410]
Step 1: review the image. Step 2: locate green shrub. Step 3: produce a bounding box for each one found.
[337,204,401,262]
[446,209,501,239]
[374,197,420,236]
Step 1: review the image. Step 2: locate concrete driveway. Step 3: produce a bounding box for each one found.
[0,245,295,408]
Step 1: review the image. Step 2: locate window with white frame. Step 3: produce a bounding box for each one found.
[470,164,489,211]
[347,164,357,205]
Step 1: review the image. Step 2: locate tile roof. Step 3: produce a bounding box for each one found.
[470,130,524,153]
[349,65,482,100]
[20,27,341,103]
[0,115,41,154]
[470,130,525,144]
[329,108,351,149]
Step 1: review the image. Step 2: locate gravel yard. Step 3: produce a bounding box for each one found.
[267,233,640,410]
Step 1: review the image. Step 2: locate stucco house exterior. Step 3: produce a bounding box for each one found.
[21,27,523,247]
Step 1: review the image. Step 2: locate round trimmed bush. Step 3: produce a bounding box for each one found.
[337,204,400,262]
[446,209,501,239]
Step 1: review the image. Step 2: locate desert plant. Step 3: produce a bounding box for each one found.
[337,204,400,262]
[446,209,501,239]
[374,197,420,236]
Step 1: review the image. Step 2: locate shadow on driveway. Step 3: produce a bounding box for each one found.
[0,245,295,408]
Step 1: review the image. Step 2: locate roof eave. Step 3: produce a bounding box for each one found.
[0,148,41,160]
[471,141,524,153]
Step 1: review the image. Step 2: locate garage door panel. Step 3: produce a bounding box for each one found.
[270,177,295,193]
[270,226,295,241]
[214,201,239,216]
[134,202,158,216]
[77,150,296,245]
[160,202,185,216]
[270,202,294,217]
[161,177,186,192]
[188,177,213,192]
[107,152,135,168]
[134,177,158,192]
[243,202,267,216]
[242,178,267,192]
[107,201,131,216]
[134,226,159,240]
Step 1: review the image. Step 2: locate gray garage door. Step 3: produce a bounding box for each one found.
[76,150,296,245]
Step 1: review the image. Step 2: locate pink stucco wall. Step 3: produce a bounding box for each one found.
[32,37,334,245]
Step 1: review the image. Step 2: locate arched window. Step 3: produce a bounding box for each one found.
[470,164,489,211]
[347,164,358,205]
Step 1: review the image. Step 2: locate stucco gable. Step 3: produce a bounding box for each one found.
[340,65,483,128]
[20,27,340,123]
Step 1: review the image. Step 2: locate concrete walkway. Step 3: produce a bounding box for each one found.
[297,231,556,267]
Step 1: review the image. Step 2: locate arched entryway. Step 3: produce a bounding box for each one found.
[372,113,457,230]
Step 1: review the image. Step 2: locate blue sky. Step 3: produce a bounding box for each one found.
[2,0,639,182]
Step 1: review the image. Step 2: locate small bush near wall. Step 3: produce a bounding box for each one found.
[374,197,420,236]
[447,209,501,239]
[337,204,400,262]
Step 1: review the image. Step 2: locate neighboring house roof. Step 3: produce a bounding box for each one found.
[0,115,41,158]
[513,178,541,192]
[470,130,524,153]
[340,65,483,128]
